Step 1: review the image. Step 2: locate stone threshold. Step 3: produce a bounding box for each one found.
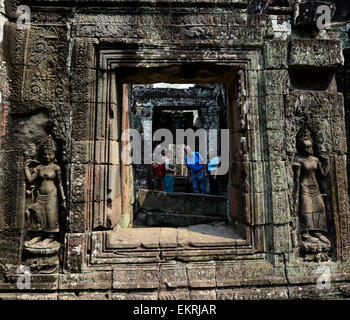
[109,223,243,249]
[85,223,255,266]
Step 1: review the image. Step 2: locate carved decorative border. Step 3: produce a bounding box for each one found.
[76,45,272,269]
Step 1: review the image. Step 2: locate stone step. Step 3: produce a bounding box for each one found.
[174,176,190,193]
[137,189,228,218]
[145,212,227,228]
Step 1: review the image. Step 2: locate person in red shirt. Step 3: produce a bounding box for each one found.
[151,145,165,191]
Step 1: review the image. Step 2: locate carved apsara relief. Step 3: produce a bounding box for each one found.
[285,90,348,262]
[22,135,66,273]
[293,126,331,261]
[10,109,67,273]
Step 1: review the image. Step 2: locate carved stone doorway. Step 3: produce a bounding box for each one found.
[84,46,267,266]
[107,74,233,230]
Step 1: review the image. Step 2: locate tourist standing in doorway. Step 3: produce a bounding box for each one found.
[184,146,207,194]
[152,145,165,191]
[162,149,176,193]
[208,150,220,195]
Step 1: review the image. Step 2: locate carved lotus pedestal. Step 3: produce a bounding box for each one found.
[300,241,331,262]
[22,240,61,274]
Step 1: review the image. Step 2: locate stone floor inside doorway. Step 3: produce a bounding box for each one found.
[110,222,243,250]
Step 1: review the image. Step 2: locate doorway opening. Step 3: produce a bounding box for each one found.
[100,63,249,248]
[130,83,230,230]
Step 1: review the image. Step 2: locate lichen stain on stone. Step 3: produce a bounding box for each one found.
[0,103,8,137]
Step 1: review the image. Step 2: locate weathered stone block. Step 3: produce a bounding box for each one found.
[70,141,93,165]
[58,291,109,300]
[67,201,87,233]
[251,192,266,226]
[187,263,216,288]
[339,212,350,262]
[113,267,160,289]
[330,92,345,120]
[71,102,93,141]
[269,161,288,192]
[269,191,292,225]
[72,38,97,70]
[67,164,91,204]
[246,105,260,133]
[288,284,339,299]
[289,40,344,68]
[247,70,263,97]
[159,264,188,288]
[285,90,331,119]
[190,289,216,300]
[265,130,286,161]
[159,228,177,248]
[330,114,347,155]
[71,68,96,103]
[264,40,288,69]
[7,274,59,291]
[285,263,350,285]
[215,261,287,287]
[330,155,349,214]
[64,233,86,273]
[269,224,292,254]
[229,98,246,133]
[74,10,269,44]
[0,230,22,265]
[59,272,112,290]
[217,286,288,300]
[263,70,290,96]
[19,24,70,104]
[111,291,158,300]
[159,289,190,300]
[263,95,285,130]
[0,292,58,300]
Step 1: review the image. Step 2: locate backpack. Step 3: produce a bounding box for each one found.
[153,161,165,177]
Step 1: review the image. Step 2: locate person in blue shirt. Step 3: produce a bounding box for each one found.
[184,146,206,194]
[208,150,220,195]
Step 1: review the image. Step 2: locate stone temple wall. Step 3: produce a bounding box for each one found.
[0,0,350,299]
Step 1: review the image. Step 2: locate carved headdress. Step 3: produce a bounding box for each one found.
[296,125,314,156]
[297,125,313,144]
[39,135,57,153]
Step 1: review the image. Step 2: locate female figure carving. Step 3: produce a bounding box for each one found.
[294,132,330,247]
[24,136,65,248]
